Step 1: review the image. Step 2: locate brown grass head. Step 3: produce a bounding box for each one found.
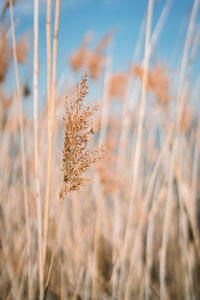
[70,31,92,72]
[60,73,103,201]
[16,32,29,64]
[70,31,111,79]
[133,64,170,112]
[96,30,114,53]
[70,47,87,72]
[108,73,128,100]
[85,50,105,79]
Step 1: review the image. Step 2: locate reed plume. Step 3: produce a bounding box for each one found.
[70,31,112,79]
[44,73,103,299]
[108,73,128,100]
[133,64,170,112]
[70,31,92,72]
[16,32,29,64]
[60,72,102,200]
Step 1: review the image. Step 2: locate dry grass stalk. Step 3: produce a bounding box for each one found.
[8,0,31,299]
[112,65,134,298]
[149,0,172,55]
[91,50,112,299]
[43,0,61,286]
[44,73,103,299]
[160,1,200,298]
[33,0,43,298]
[1,0,200,299]
[98,50,112,146]
[43,0,52,281]
[179,104,193,133]
[118,1,154,297]
[191,117,200,216]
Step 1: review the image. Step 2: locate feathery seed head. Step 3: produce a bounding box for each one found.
[60,73,102,201]
[133,64,170,112]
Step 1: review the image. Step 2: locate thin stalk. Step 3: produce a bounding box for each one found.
[149,0,172,55]
[159,136,176,300]
[191,116,200,216]
[43,200,63,300]
[43,0,60,284]
[118,0,154,296]
[9,1,32,299]
[112,52,139,300]
[145,216,154,300]
[175,174,193,300]
[124,125,173,299]
[159,1,200,298]
[131,0,153,189]
[92,180,104,300]
[33,0,43,298]
[42,1,60,277]
[72,267,84,300]
[43,0,52,278]
[98,45,112,146]
[51,0,60,129]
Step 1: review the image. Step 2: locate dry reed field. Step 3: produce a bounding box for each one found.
[1,0,200,299]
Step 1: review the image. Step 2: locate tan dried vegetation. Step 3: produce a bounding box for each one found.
[1,0,200,300]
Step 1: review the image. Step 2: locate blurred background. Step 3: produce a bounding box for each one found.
[0,0,200,299]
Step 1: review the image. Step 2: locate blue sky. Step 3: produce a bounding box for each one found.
[1,0,199,108]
